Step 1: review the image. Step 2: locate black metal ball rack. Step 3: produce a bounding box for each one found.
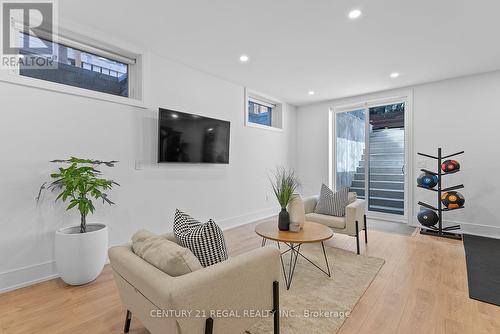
[416,148,464,240]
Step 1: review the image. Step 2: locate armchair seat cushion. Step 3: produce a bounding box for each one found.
[305,213,346,229]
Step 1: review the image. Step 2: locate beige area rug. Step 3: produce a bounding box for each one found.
[247,244,385,334]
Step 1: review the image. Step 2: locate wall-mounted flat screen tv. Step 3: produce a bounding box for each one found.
[158,108,230,164]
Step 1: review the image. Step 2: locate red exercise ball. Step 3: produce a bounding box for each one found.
[441,160,460,173]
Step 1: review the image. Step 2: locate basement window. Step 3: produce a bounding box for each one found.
[245,90,283,130]
[2,24,142,104]
[18,34,130,97]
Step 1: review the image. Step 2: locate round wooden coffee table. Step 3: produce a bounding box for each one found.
[255,221,333,289]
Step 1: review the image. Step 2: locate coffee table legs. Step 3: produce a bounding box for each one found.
[265,239,331,290]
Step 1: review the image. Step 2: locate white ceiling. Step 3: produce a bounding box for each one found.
[61,0,500,106]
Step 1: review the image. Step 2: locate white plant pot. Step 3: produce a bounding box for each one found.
[55,223,108,285]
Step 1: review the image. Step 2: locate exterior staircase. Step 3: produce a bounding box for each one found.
[350,128,405,215]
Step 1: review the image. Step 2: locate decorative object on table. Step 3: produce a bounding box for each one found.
[289,221,301,232]
[173,209,228,267]
[314,184,349,217]
[417,148,464,240]
[417,172,439,189]
[36,157,119,285]
[270,167,300,231]
[288,193,305,232]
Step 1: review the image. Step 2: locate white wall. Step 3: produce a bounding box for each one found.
[296,71,500,238]
[0,53,297,292]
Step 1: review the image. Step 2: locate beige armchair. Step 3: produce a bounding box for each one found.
[303,192,367,254]
[109,233,281,334]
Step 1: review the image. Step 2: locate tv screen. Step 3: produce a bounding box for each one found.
[158,108,230,164]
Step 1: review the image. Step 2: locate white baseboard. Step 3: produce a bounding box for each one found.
[219,207,278,231]
[448,221,500,239]
[0,207,279,294]
[410,218,500,239]
[0,261,59,294]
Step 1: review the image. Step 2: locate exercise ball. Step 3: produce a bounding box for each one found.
[441,191,465,209]
[441,160,460,173]
[417,209,439,227]
[417,172,439,188]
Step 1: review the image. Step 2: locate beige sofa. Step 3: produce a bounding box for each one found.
[303,192,367,254]
[109,233,281,334]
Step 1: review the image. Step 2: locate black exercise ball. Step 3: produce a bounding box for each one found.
[417,209,439,227]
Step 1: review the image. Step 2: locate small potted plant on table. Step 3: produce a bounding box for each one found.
[270,167,300,231]
[37,157,119,285]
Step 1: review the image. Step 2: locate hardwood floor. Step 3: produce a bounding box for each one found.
[1,221,499,334]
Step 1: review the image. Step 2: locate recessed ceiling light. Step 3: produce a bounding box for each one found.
[171,113,178,118]
[239,55,249,62]
[390,72,400,78]
[348,9,362,19]
[308,90,315,96]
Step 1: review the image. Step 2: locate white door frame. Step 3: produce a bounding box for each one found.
[330,90,414,225]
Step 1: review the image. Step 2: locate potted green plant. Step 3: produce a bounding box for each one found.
[270,167,300,231]
[37,157,119,285]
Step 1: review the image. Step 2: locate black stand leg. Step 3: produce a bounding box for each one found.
[205,317,214,334]
[364,214,368,244]
[124,310,132,333]
[278,242,329,289]
[355,221,360,255]
[273,281,280,334]
[286,243,301,289]
[321,241,331,277]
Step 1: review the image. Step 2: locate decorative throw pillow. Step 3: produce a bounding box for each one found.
[315,184,349,217]
[173,209,229,267]
[131,229,202,277]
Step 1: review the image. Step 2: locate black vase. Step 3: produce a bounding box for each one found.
[278,208,290,231]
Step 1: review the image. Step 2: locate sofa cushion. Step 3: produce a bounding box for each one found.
[306,213,346,229]
[173,209,229,267]
[315,184,349,217]
[131,229,202,277]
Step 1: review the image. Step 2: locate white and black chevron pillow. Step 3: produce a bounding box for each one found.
[173,209,228,267]
[315,184,349,217]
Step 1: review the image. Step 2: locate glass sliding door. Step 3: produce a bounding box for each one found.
[334,99,408,223]
[335,109,366,198]
[367,102,406,216]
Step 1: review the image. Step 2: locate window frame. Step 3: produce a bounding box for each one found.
[0,24,145,108]
[244,88,284,132]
